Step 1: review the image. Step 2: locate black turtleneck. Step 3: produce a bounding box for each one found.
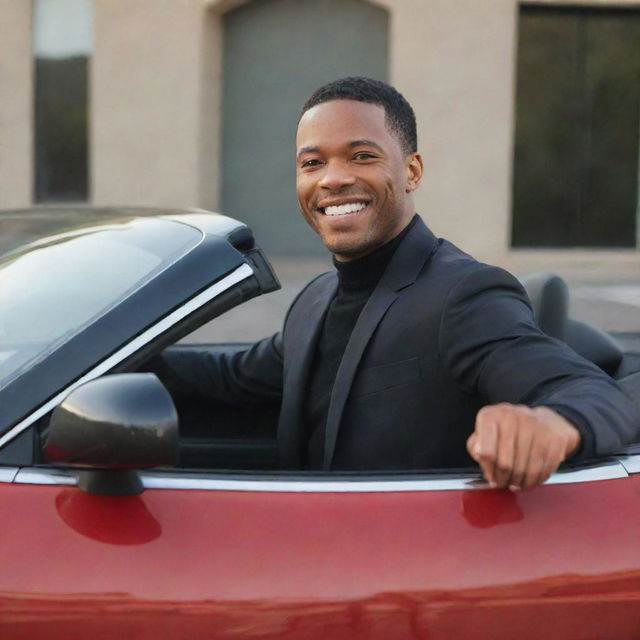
[303,215,419,469]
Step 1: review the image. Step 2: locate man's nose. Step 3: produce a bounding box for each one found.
[318,160,356,190]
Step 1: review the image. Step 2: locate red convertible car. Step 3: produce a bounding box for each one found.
[1,207,640,639]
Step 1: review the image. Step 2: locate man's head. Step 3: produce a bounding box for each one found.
[296,77,423,261]
[301,77,417,156]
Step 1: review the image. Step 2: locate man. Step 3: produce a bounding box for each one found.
[159,77,639,489]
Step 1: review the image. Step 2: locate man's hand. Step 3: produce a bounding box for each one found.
[467,404,581,490]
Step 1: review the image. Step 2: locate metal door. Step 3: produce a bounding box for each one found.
[221,0,389,255]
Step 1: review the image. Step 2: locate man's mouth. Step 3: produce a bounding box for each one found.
[319,201,369,216]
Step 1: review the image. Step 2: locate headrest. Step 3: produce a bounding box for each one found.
[519,272,569,340]
[519,272,623,376]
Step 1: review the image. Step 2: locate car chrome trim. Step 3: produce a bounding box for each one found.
[615,454,640,475]
[13,460,628,492]
[543,461,628,484]
[0,467,19,483]
[140,462,627,491]
[14,467,77,486]
[0,263,254,450]
[141,473,486,492]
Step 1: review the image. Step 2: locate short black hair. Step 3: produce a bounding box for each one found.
[300,77,417,155]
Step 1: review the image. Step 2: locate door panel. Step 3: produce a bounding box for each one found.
[221,0,389,255]
[2,476,640,638]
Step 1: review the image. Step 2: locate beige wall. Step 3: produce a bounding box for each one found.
[92,0,219,208]
[197,7,222,210]
[208,0,519,260]
[389,0,518,262]
[0,0,32,209]
[209,0,519,260]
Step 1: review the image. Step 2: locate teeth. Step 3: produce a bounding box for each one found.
[324,202,367,216]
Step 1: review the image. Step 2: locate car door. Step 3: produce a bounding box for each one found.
[2,460,640,639]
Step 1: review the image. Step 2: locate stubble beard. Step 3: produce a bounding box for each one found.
[324,198,402,261]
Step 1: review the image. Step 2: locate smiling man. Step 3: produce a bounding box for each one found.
[156,77,639,488]
[290,77,638,486]
[296,98,421,261]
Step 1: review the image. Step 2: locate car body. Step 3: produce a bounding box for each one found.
[1,207,640,639]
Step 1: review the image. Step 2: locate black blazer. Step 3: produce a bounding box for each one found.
[160,218,640,471]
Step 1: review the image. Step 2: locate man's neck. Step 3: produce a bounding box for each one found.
[333,214,419,289]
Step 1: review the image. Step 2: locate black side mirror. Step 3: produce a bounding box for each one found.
[44,373,179,495]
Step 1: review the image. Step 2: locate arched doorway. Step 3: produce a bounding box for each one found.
[221,0,389,255]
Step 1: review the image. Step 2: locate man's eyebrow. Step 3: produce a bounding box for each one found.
[297,140,384,159]
[349,139,384,152]
[296,146,319,160]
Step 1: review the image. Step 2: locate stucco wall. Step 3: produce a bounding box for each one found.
[209,0,518,260]
[0,0,32,209]
[92,0,217,208]
[388,0,517,261]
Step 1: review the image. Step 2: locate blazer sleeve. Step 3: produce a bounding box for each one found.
[438,264,640,459]
[150,333,284,407]
[146,272,333,409]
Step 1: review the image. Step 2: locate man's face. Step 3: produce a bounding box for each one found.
[296,99,423,261]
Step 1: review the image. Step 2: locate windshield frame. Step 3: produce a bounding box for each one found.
[0,217,203,389]
[0,216,252,440]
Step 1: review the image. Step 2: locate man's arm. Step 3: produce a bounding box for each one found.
[149,332,284,407]
[439,265,640,489]
[146,273,333,409]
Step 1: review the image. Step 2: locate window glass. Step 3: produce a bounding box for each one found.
[512,6,640,247]
[0,218,201,389]
[33,0,93,202]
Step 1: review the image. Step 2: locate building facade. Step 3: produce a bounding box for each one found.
[2,0,640,264]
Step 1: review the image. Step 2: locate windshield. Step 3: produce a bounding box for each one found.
[0,215,201,389]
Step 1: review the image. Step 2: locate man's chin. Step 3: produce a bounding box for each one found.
[323,236,375,262]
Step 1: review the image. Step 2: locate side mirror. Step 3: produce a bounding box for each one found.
[43,373,179,495]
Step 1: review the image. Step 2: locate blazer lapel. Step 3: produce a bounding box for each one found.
[278,275,337,468]
[322,283,398,469]
[322,218,440,469]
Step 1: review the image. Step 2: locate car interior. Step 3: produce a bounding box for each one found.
[129,272,640,473]
[9,269,637,478]
[164,344,281,471]
[520,272,639,378]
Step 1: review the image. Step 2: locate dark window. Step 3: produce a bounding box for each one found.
[512,5,640,248]
[33,0,92,203]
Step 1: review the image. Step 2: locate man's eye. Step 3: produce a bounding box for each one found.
[353,152,376,161]
[300,159,322,169]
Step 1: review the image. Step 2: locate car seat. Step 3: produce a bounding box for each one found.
[519,272,624,377]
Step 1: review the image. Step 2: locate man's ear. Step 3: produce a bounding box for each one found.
[405,153,423,193]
